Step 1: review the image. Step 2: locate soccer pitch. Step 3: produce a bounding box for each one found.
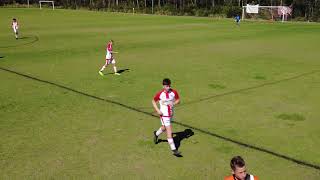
[1,8,320,179]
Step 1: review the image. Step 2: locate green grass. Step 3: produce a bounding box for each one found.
[1,8,320,179]
[276,113,306,122]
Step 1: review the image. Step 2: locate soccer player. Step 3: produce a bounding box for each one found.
[235,15,241,26]
[152,78,181,157]
[99,40,120,76]
[11,18,19,39]
[224,156,259,180]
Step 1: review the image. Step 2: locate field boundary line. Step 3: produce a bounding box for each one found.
[0,66,319,171]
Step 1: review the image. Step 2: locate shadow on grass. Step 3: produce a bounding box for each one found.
[0,66,319,170]
[0,35,39,48]
[117,68,130,74]
[101,68,130,75]
[18,36,33,40]
[157,129,194,150]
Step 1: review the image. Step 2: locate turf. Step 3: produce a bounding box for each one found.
[1,8,320,179]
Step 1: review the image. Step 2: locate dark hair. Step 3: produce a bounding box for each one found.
[13,18,16,21]
[162,78,171,85]
[230,156,246,171]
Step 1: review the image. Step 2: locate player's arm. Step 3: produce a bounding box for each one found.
[152,99,162,116]
[152,91,162,116]
[174,98,180,106]
[173,90,180,106]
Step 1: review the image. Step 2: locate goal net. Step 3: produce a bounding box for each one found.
[242,5,292,22]
[39,1,55,10]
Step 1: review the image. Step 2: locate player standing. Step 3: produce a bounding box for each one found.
[12,18,19,39]
[224,156,259,180]
[99,40,120,76]
[152,78,181,157]
[235,15,241,26]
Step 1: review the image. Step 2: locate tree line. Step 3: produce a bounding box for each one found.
[1,0,319,21]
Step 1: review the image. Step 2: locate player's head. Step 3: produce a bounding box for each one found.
[109,39,113,44]
[162,78,171,91]
[13,18,16,21]
[230,156,247,180]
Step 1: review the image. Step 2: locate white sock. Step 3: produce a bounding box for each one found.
[156,128,163,136]
[167,138,176,151]
[100,66,106,72]
[113,66,117,73]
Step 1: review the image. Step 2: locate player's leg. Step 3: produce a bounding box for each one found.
[100,63,107,71]
[13,28,18,39]
[112,58,120,75]
[153,119,166,144]
[165,124,181,156]
[163,117,181,156]
[99,59,109,75]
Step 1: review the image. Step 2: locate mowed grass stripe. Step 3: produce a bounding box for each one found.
[1,66,319,171]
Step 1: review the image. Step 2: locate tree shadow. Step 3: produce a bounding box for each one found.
[157,129,195,150]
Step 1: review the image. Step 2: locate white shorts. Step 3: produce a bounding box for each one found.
[160,116,173,127]
[13,28,18,33]
[105,58,116,65]
[106,52,112,59]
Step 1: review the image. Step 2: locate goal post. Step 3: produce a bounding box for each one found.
[242,5,292,22]
[39,1,55,10]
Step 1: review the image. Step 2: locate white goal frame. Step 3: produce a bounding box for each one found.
[242,5,290,22]
[39,1,55,10]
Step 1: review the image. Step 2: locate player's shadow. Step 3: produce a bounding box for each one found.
[103,68,130,75]
[0,56,4,59]
[117,68,130,74]
[18,36,31,40]
[0,35,39,48]
[157,129,195,150]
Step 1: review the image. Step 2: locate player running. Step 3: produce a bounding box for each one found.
[152,78,181,157]
[99,40,120,76]
[12,18,19,39]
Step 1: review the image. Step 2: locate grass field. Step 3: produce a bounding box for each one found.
[1,8,320,179]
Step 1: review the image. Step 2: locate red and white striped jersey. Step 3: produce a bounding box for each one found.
[153,89,180,117]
